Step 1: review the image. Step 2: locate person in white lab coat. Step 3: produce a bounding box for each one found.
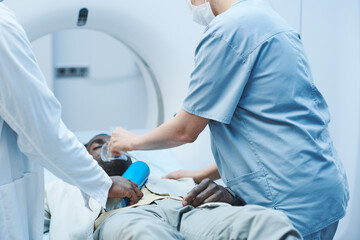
[0,3,142,240]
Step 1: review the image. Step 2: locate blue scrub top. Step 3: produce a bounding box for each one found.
[183,0,349,236]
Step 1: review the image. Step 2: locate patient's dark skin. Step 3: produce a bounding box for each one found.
[86,134,242,208]
[86,134,132,176]
[84,134,142,204]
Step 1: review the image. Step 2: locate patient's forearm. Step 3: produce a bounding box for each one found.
[199,163,220,181]
[164,163,220,184]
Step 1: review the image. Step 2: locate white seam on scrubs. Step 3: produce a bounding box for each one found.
[238,118,275,203]
[183,105,232,124]
[208,29,292,62]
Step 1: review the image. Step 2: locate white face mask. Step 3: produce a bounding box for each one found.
[186,0,215,26]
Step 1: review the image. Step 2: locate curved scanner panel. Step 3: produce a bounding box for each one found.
[5,0,204,128]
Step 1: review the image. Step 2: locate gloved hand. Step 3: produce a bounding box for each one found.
[108,176,143,206]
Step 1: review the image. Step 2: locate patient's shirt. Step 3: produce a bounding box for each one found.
[95,176,195,229]
[106,175,194,211]
[44,176,196,240]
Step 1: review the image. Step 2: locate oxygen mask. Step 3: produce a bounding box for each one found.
[100,142,138,162]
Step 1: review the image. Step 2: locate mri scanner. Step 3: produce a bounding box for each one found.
[3,0,200,129]
[3,0,360,239]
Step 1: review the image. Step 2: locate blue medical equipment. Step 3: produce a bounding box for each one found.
[106,161,150,210]
[123,161,150,189]
[122,161,150,206]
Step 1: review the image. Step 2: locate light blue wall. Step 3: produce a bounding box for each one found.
[301,1,360,238]
[268,0,302,34]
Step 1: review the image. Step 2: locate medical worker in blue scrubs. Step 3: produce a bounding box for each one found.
[110,0,349,239]
[0,3,142,239]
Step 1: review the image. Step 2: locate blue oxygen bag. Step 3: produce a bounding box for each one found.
[106,161,150,210]
[122,161,150,206]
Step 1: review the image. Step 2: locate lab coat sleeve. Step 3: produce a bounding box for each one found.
[183,27,255,124]
[0,6,111,207]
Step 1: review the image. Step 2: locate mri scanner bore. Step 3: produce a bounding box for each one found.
[46,28,152,132]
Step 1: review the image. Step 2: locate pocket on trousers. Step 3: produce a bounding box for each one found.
[198,202,232,209]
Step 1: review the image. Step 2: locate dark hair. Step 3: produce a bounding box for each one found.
[85,133,132,176]
[84,133,109,148]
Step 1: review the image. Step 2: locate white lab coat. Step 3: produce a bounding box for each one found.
[0,4,112,240]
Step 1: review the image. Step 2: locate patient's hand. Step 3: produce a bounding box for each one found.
[162,170,203,184]
[108,176,143,205]
[183,178,233,207]
[163,164,220,184]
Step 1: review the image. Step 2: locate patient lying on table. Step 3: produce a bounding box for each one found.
[44,134,301,240]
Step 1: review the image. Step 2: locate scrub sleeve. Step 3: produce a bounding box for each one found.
[183,30,253,124]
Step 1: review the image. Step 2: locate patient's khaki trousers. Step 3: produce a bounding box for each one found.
[94,199,301,240]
